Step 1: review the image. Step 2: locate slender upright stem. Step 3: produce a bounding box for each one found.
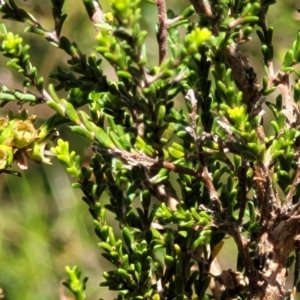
[82,0,104,29]
[155,0,168,64]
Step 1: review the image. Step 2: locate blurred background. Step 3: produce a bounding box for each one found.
[0,1,299,299]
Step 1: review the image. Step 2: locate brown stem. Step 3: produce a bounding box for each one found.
[155,0,168,64]
[82,0,104,29]
[41,89,53,102]
[91,146,202,177]
[251,219,300,299]
[252,163,277,226]
[199,165,223,214]
[189,0,214,17]
[294,246,300,288]
[225,42,260,115]
[183,90,224,215]
[91,146,224,214]
[283,166,300,212]
[228,17,243,29]
[147,176,179,211]
[277,73,296,125]
[225,220,260,291]
[237,159,248,227]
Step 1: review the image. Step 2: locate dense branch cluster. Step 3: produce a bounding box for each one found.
[0,0,300,299]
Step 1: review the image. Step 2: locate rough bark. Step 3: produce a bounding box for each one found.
[249,219,299,300]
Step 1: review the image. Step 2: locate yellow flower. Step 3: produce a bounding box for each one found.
[2,32,23,54]
[12,120,37,148]
[185,28,211,54]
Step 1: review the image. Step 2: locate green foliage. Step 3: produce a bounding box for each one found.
[64,266,88,300]
[1,0,300,299]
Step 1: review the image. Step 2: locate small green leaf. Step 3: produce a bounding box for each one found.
[282,49,294,70]
[293,31,300,61]
[116,70,132,79]
[191,235,206,251]
[168,146,184,158]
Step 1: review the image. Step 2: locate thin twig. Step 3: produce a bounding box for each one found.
[237,159,248,228]
[199,165,223,214]
[225,220,260,289]
[149,179,179,211]
[91,146,201,176]
[285,235,300,298]
[252,163,276,226]
[185,88,198,140]
[293,247,300,297]
[82,0,104,30]
[283,166,300,212]
[184,89,224,214]
[44,31,60,45]
[91,146,224,213]
[228,17,243,29]
[166,16,182,27]
[146,58,182,85]
[155,0,168,64]
[41,89,53,102]
[225,42,260,114]
[189,0,214,17]
[278,73,296,125]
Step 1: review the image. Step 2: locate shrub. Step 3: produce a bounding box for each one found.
[0,0,300,299]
